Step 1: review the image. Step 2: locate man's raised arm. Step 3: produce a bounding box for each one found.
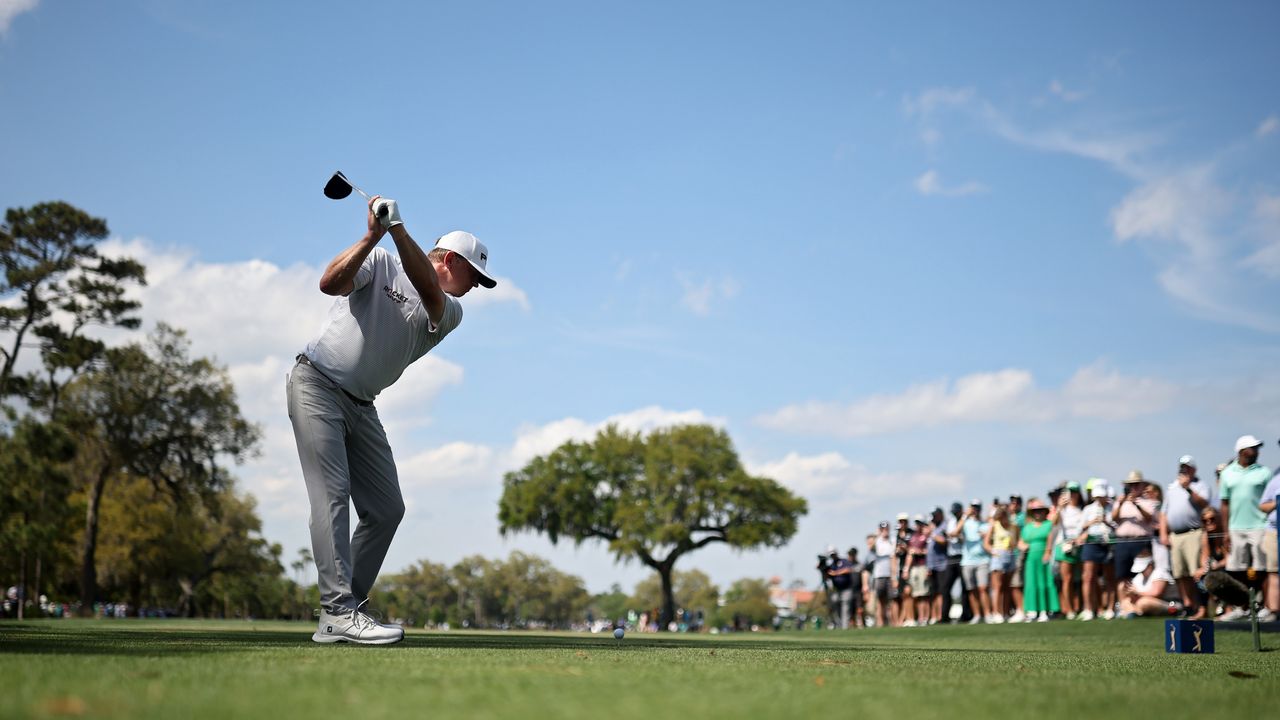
[318,197,386,296]
[370,196,447,326]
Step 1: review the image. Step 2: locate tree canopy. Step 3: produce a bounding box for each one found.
[499,424,805,628]
[0,201,145,417]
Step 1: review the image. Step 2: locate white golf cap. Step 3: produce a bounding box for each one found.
[1235,435,1262,452]
[435,231,496,288]
[1178,455,1195,467]
[826,545,837,554]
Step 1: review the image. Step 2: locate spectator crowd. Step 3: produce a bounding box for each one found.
[819,434,1280,628]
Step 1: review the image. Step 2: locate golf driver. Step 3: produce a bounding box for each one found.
[324,170,390,220]
[323,170,371,201]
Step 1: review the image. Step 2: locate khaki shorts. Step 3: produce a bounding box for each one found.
[908,565,931,596]
[1266,530,1278,573]
[962,563,990,589]
[1228,529,1270,572]
[1169,529,1202,579]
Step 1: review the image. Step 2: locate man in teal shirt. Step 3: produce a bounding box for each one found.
[1220,434,1273,622]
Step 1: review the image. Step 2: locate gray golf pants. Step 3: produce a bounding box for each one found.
[287,359,404,612]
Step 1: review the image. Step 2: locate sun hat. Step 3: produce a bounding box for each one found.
[896,512,909,521]
[1125,470,1146,484]
[1235,435,1263,452]
[435,231,497,288]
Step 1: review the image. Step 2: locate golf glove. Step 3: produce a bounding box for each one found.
[373,198,403,229]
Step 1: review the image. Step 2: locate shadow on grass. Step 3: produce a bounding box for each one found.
[0,624,1043,657]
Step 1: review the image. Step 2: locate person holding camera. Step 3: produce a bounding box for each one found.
[955,499,993,624]
[846,547,866,629]
[1112,471,1159,582]
[926,507,950,625]
[1053,481,1086,618]
[823,546,855,629]
[1119,549,1175,617]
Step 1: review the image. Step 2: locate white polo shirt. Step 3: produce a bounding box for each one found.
[305,247,463,402]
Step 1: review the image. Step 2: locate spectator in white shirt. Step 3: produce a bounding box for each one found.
[1120,550,1174,618]
[1052,481,1086,618]
[1078,480,1117,621]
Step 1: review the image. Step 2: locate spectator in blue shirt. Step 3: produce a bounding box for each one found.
[824,546,855,629]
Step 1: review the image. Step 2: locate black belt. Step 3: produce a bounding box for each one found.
[295,354,372,407]
[1171,528,1203,535]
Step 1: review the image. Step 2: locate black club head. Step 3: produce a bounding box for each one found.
[323,171,354,200]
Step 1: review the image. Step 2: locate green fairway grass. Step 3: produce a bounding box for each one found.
[2,619,1276,719]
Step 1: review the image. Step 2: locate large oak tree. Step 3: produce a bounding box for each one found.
[499,424,806,629]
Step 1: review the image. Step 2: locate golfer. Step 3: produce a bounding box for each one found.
[288,195,495,644]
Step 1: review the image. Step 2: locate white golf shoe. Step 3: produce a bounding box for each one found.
[312,602,404,645]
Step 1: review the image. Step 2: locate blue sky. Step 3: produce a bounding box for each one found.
[2,1,1278,593]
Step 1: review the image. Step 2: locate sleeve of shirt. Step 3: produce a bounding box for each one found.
[351,247,385,293]
[427,294,464,335]
[1220,476,1232,501]
[1263,475,1280,504]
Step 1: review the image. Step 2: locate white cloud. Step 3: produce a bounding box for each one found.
[464,276,530,311]
[1110,166,1227,258]
[1048,79,1087,103]
[1257,115,1279,138]
[1060,363,1182,421]
[755,362,1178,438]
[98,238,333,365]
[748,452,965,510]
[0,0,38,34]
[678,275,740,317]
[902,87,976,117]
[1245,194,1280,279]
[902,87,976,146]
[510,406,724,466]
[914,169,988,197]
[398,441,497,489]
[906,85,1154,178]
[1109,169,1280,332]
[908,85,1279,331]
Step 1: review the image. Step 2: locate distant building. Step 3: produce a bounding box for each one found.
[768,576,815,617]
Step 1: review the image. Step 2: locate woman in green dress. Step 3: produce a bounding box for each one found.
[1019,498,1060,621]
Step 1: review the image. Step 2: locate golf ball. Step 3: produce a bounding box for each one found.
[613,627,625,639]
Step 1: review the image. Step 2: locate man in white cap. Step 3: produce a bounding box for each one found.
[288,195,496,644]
[1161,455,1210,617]
[1219,435,1273,622]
